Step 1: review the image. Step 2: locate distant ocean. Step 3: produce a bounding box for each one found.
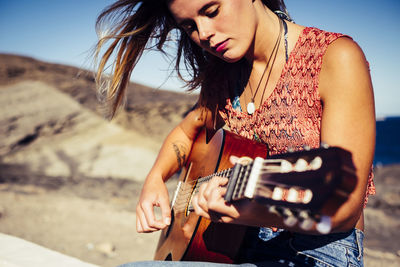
[374,116,400,166]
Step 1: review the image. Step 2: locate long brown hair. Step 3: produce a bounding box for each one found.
[95,0,291,118]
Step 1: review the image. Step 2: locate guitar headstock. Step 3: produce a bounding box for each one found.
[224,146,357,233]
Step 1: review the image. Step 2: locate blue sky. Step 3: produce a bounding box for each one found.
[0,0,399,117]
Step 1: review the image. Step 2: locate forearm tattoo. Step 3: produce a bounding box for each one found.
[172,142,188,169]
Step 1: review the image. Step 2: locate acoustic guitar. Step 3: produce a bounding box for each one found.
[154,129,356,263]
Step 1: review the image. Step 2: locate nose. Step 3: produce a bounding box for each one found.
[197,19,214,42]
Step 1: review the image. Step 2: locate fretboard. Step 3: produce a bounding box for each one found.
[172,168,235,213]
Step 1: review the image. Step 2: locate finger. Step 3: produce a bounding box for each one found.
[207,187,240,219]
[197,182,209,211]
[208,210,235,223]
[208,210,222,222]
[209,176,229,188]
[207,186,227,211]
[136,216,144,233]
[141,201,167,229]
[158,197,172,226]
[209,212,235,224]
[229,155,240,165]
[202,177,228,202]
[136,207,158,232]
[192,193,210,219]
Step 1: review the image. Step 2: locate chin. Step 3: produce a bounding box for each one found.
[222,58,239,63]
[221,52,242,63]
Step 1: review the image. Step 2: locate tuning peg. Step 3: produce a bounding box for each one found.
[269,206,297,227]
[302,189,313,204]
[280,160,293,173]
[320,142,329,149]
[298,210,314,231]
[310,156,322,170]
[299,218,314,231]
[316,216,332,234]
[294,158,308,172]
[282,208,298,227]
[272,187,284,201]
[268,205,278,214]
[287,188,299,203]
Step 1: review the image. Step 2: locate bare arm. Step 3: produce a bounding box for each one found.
[317,37,375,231]
[136,106,214,233]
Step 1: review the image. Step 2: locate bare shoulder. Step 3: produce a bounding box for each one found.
[327,36,364,56]
[319,36,372,99]
[179,103,224,140]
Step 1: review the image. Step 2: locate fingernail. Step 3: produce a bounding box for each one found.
[230,155,239,164]
[164,217,171,225]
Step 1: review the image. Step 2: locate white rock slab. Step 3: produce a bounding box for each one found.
[0,233,99,267]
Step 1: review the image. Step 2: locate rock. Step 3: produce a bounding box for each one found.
[95,242,116,258]
[0,81,159,182]
[86,243,95,251]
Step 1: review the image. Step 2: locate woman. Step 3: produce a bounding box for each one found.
[95,0,375,266]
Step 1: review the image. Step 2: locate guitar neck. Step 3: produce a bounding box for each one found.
[173,158,289,213]
[186,168,234,212]
[172,168,234,213]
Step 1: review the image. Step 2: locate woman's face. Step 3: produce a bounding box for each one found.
[168,0,259,63]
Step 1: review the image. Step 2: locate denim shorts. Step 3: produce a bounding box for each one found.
[118,228,364,267]
[242,227,365,266]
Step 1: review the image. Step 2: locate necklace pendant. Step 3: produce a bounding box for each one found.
[247,102,256,115]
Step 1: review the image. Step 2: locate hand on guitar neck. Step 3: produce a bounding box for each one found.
[191,172,331,234]
[190,156,266,227]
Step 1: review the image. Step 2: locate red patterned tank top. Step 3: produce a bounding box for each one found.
[219,27,375,205]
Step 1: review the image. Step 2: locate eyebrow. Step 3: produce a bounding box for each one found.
[176,1,218,28]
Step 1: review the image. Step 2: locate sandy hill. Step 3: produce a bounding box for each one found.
[0,53,198,142]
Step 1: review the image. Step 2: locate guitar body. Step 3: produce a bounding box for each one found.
[154,129,268,263]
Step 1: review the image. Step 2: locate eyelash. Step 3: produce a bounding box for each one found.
[206,7,219,18]
[181,6,220,33]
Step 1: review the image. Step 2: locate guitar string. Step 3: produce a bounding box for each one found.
[176,158,287,188]
[172,169,235,208]
[173,164,297,207]
[172,159,314,209]
[175,164,288,195]
[174,183,307,211]
[174,173,338,216]
[173,181,287,211]
[173,183,305,212]
[173,171,250,209]
[173,171,313,209]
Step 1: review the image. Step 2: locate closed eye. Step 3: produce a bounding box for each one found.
[205,6,219,18]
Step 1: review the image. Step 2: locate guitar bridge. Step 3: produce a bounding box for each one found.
[171,181,182,209]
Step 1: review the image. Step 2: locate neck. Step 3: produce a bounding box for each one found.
[245,3,282,67]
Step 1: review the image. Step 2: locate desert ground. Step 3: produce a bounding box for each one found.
[0,54,399,267]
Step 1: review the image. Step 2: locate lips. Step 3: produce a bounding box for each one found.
[215,40,228,53]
